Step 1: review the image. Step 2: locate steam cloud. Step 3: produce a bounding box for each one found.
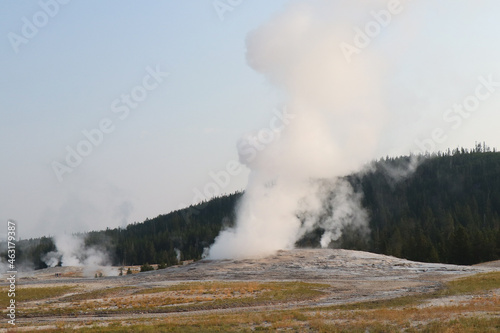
[43,234,117,276]
[208,0,500,259]
[209,1,385,259]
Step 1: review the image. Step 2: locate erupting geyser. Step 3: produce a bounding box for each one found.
[208,0,500,259]
[208,1,384,259]
[42,234,118,277]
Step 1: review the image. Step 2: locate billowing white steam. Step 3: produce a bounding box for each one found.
[209,1,385,259]
[43,234,118,276]
[208,0,500,259]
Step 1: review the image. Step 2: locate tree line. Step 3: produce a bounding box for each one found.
[8,147,500,269]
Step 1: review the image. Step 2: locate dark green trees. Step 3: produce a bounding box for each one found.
[350,150,500,264]
[11,150,500,269]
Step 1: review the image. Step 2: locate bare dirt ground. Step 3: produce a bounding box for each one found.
[3,249,500,331]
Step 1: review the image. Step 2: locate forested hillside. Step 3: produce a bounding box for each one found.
[360,149,500,264]
[11,149,500,269]
[15,192,242,269]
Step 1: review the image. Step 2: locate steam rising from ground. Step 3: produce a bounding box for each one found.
[43,234,117,277]
[208,0,500,259]
[209,1,385,259]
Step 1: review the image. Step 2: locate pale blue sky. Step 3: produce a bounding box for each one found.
[1,0,289,238]
[1,0,500,238]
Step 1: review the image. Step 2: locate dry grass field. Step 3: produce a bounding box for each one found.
[1,249,499,332]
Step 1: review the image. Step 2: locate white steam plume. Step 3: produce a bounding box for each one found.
[42,234,118,277]
[209,1,384,259]
[208,0,500,259]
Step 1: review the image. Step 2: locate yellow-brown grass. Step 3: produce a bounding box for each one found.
[3,272,499,331]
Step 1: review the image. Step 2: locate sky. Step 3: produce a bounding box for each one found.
[1,0,500,240]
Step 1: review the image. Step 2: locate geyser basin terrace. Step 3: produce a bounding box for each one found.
[3,249,500,331]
